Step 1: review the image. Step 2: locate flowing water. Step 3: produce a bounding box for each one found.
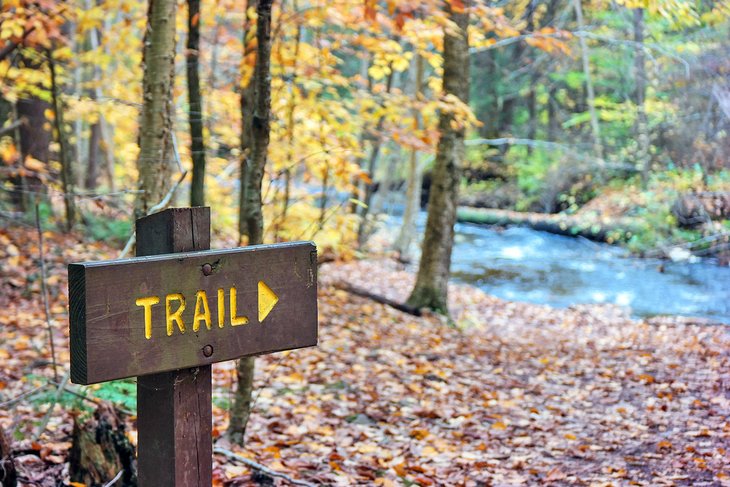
[395,212,730,323]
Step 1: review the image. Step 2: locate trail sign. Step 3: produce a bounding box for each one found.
[69,242,317,384]
[68,207,318,486]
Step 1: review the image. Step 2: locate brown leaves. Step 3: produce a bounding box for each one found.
[1,224,729,485]
[304,258,730,484]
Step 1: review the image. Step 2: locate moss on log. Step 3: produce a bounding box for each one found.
[456,206,640,244]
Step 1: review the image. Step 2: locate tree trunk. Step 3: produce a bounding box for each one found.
[14,97,51,211]
[85,121,101,190]
[406,1,470,315]
[87,0,116,192]
[547,84,559,141]
[188,0,206,207]
[280,0,302,228]
[633,8,650,186]
[230,0,273,446]
[525,0,537,156]
[48,49,76,231]
[349,52,372,215]
[572,0,603,161]
[356,66,396,247]
[238,0,258,241]
[394,52,425,260]
[15,53,52,212]
[134,0,177,218]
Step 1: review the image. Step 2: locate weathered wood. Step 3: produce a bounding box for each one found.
[138,367,212,486]
[68,206,319,486]
[68,239,318,384]
[136,207,211,487]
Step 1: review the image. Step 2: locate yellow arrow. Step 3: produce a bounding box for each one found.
[258,281,279,322]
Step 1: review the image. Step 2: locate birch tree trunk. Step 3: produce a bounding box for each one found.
[230,0,273,445]
[356,67,395,247]
[572,0,603,161]
[406,1,470,314]
[134,0,177,218]
[280,0,302,226]
[394,52,425,260]
[188,0,206,207]
[633,8,650,186]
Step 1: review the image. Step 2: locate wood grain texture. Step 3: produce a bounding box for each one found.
[68,263,87,384]
[137,366,212,486]
[136,207,211,487]
[68,241,318,384]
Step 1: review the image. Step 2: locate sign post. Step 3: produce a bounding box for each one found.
[68,207,318,486]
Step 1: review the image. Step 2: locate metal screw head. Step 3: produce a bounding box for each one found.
[202,263,213,276]
[202,345,213,357]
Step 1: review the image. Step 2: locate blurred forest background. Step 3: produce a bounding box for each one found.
[0,1,729,484]
[0,0,728,257]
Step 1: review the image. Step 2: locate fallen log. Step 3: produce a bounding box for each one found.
[456,206,640,243]
[334,282,422,316]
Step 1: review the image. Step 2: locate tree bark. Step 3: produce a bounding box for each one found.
[406,1,470,315]
[188,0,206,207]
[356,66,396,247]
[230,0,273,446]
[525,0,538,156]
[87,0,116,192]
[394,52,425,260]
[633,7,650,186]
[280,0,302,228]
[572,0,603,161]
[15,97,51,210]
[48,49,76,231]
[85,121,101,190]
[547,84,559,141]
[134,0,177,218]
[238,0,258,241]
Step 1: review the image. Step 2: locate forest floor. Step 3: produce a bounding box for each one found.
[0,223,729,486]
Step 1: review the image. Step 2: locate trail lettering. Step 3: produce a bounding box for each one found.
[135,282,280,339]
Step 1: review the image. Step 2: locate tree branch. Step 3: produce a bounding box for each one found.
[213,447,316,487]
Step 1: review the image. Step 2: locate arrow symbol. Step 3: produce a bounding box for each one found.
[258,281,279,322]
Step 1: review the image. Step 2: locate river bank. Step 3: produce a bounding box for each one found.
[367,211,730,323]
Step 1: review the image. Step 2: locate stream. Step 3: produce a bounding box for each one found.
[394,212,730,324]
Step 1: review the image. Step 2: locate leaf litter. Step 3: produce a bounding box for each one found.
[1,225,729,486]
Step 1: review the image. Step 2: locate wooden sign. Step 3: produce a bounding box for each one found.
[69,241,318,385]
[67,208,319,486]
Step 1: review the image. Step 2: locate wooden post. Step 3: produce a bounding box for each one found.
[136,207,212,486]
[69,206,318,485]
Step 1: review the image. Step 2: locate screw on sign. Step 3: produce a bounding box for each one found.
[68,208,318,486]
